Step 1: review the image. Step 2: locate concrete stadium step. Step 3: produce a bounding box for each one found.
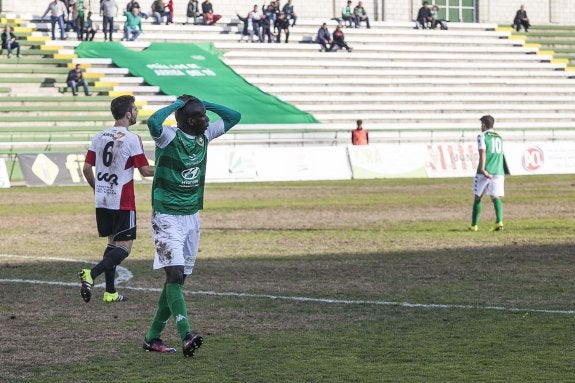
[214,41,539,54]
[221,50,551,62]
[260,85,575,95]
[234,66,575,78]
[224,58,566,70]
[280,94,575,103]
[312,112,575,123]
[298,103,575,113]
[247,77,575,86]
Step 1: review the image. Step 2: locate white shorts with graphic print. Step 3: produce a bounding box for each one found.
[473,174,505,198]
[151,211,201,276]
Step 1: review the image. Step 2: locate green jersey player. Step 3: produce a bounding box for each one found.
[469,115,505,232]
[142,95,240,356]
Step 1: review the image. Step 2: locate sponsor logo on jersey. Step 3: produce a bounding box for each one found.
[97,172,119,185]
[195,136,204,146]
[181,167,200,180]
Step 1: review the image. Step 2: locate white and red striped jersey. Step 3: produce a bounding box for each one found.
[85,126,149,210]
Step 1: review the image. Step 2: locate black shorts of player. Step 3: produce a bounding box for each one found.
[95,208,137,241]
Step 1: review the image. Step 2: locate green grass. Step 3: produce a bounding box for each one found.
[1,176,575,382]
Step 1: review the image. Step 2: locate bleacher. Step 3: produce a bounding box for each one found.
[2,14,575,153]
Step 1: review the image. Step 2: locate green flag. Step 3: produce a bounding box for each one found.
[75,42,318,124]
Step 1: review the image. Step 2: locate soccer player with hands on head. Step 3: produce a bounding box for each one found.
[142,94,240,356]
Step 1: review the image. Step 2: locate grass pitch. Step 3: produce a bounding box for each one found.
[1,176,574,382]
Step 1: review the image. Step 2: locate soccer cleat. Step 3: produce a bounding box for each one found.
[143,338,176,353]
[491,222,504,232]
[78,269,93,303]
[468,225,478,232]
[103,292,128,302]
[182,333,203,358]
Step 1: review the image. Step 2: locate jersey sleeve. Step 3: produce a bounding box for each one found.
[477,133,485,150]
[203,101,241,132]
[84,149,96,166]
[130,135,149,168]
[147,99,185,138]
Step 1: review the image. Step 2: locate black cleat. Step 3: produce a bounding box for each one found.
[78,269,93,303]
[182,333,203,358]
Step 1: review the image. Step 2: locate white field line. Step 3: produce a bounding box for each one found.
[0,254,132,288]
[1,254,574,316]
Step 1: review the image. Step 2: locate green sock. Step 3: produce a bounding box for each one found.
[165,283,191,341]
[471,199,482,226]
[145,285,171,341]
[493,198,503,223]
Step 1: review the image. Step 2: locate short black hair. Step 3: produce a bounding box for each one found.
[175,97,202,128]
[480,115,494,129]
[111,95,135,120]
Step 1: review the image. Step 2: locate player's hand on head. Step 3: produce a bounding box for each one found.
[177,94,198,105]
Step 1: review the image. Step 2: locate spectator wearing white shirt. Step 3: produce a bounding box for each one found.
[41,0,69,40]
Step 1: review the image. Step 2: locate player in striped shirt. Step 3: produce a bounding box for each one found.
[469,115,505,232]
[142,95,240,356]
[79,95,155,303]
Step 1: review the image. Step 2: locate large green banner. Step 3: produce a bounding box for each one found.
[75,42,317,124]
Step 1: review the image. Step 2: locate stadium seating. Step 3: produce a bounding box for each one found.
[2,14,575,151]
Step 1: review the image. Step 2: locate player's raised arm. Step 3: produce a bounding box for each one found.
[147,99,185,138]
[203,101,241,132]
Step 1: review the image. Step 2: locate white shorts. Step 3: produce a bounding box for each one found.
[151,211,200,276]
[473,174,505,198]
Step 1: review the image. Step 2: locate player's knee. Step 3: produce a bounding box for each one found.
[105,246,129,269]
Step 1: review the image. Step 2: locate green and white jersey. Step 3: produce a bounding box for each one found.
[151,120,224,215]
[477,129,505,175]
[147,100,241,216]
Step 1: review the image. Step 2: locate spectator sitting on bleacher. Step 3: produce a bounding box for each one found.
[151,0,170,25]
[127,1,149,19]
[330,24,352,52]
[340,1,354,28]
[415,1,432,29]
[66,64,91,96]
[83,11,97,41]
[353,1,370,29]
[1,26,21,58]
[41,0,68,40]
[513,4,530,33]
[186,0,201,24]
[201,0,221,25]
[123,6,143,41]
[274,11,290,43]
[100,0,119,41]
[282,0,297,27]
[316,22,332,52]
[237,11,257,43]
[431,4,447,30]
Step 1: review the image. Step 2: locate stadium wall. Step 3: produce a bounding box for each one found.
[4,0,575,24]
[10,140,575,187]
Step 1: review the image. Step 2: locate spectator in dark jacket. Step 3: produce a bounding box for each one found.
[274,12,290,43]
[330,24,352,52]
[513,4,530,32]
[66,63,91,96]
[316,22,332,52]
[416,1,432,29]
[1,26,21,58]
